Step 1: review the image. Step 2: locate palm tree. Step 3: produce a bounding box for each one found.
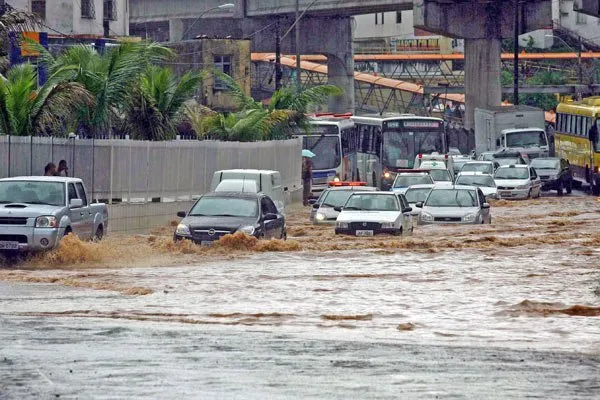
[0,63,93,136]
[40,42,173,137]
[191,72,342,141]
[0,6,40,74]
[125,66,203,140]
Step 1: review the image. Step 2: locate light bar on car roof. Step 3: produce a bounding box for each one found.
[328,181,368,187]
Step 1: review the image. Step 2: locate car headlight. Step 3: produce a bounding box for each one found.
[337,222,349,229]
[176,223,191,236]
[463,213,477,222]
[381,222,395,229]
[35,216,58,228]
[516,185,529,190]
[384,172,391,179]
[333,176,341,183]
[315,213,326,221]
[420,212,434,222]
[237,226,256,235]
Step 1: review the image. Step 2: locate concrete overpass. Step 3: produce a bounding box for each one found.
[130,0,553,129]
[574,0,600,17]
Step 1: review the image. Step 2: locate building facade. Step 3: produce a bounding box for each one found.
[165,38,251,112]
[7,0,129,37]
[555,0,600,46]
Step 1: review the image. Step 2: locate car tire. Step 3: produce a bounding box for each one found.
[557,181,563,196]
[281,229,287,240]
[394,227,403,237]
[93,225,104,242]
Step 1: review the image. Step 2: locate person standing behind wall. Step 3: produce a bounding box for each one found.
[44,163,57,176]
[57,160,68,177]
[302,155,314,206]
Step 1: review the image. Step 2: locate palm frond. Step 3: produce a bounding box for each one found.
[214,70,259,111]
[270,85,342,112]
[0,8,41,33]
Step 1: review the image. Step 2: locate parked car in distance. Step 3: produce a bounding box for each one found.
[310,182,377,224]
[492,150,529,166]
[210,169,285,213]
[0,177,108,252]
[530,157,573,196]
[452,156,473,176]
[335,192,413,236]
[459,161,499,176]
[454,172,498,200]
[391,171,434,194]
[477,151,496,162]
[175,192,286,244]
[416,185,491,225]
[403,184,434,216]
[418,161,453,183]
[494,164,542,199]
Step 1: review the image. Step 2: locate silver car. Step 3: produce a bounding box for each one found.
[417,185,492,225]
[494,165,542,200]
[404,184,434,216]
[454,172,498,200]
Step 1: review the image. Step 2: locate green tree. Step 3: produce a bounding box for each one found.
[41,42,172,136]
[125,66,203,140]
[0,63,93,136]
[191,72,342,141]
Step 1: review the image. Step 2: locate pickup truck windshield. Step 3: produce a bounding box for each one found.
[506,130,547,148]
[0,181,65,206]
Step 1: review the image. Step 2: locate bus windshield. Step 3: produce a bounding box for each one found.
[505,131,547,148]
[382,129,445,169]
[303,135,341,171]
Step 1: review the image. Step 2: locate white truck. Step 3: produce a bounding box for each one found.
[474,106,549,161]
[0,177,108,252]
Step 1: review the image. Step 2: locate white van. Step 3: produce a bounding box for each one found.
[210,169,285,213]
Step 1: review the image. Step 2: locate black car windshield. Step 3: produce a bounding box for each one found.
[344,194,399,211]
[425,189,478,207]
[506,130,548,148]
[405,188,432,203]
[190,197,258,217]
[0,181,65,206]
[531,159,560,170]
[461,163,493,174]
[429,169,452,182]
[456,175,496,187]
[393,175,433,188]
[321,190,355,207]
[303,135,341,170]
[495,168,529,180]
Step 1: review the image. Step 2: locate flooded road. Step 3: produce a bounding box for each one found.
[1,195,600,398]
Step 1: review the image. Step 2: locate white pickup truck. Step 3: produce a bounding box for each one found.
[0,177,108,252]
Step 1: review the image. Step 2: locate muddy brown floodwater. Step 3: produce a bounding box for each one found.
[1,194,600,398]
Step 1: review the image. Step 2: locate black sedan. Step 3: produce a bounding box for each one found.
[530,157,573,196]
[174,192,286,244]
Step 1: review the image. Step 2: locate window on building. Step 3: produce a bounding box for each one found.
[396,11,402,24]
[214,55,232,91]
[81,0,96,19]
[381,13,385,25]
[576,12,587,25]
[375,13,378,25]
[104,0,117,21]
[31,0,46,20]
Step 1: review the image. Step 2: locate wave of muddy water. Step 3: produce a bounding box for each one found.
[1,195,600,398]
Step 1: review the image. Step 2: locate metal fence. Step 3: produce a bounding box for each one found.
[0,136,303,202]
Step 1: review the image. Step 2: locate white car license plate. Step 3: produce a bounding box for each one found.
[498,190,512,197]
[356,230,374,237]
[0,241,20,250]
[201,241,215,246]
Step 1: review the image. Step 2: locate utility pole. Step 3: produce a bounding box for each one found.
[275,22,282,90]
[295,0,301,90]
[577,35,583,85]
[513,0,520,105]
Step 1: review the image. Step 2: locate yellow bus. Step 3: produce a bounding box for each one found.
[555,97,600,195]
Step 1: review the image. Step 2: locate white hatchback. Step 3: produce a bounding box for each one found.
[335,192,413,236]
[494,165,542,200]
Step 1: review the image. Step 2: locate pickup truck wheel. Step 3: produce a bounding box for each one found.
[557,181,563,196]
[93,225,104,242]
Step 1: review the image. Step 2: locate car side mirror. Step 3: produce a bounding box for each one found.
[264,213,278,221]
[312,203,320,209]
[177,211,186,218]
[308,199,317,205]
[403,207,413,213]
[69,198,83,208]
[415,202,423,208]
[333,206,343,212]
[482,203,491,209]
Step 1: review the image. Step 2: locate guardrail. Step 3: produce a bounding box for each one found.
[0,136,302,203]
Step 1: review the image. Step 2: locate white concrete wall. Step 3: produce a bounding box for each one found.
[6,0,129,36]
[108,201,195,234]
[557,0,600,45]
[353,11,414,40]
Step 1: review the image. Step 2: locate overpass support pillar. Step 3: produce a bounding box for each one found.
[169,19,184,42]
[464,39,501,130]
[326,51,355,114]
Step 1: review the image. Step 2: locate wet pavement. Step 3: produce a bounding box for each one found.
[1,194,600,398]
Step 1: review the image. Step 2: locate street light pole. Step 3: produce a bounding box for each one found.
[577,35,583,84]
[295,0,301,90]
[180,3,235,41]
[513,0,520,105]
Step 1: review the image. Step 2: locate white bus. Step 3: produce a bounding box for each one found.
[294,115,356,194]
[351,114,448,190]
